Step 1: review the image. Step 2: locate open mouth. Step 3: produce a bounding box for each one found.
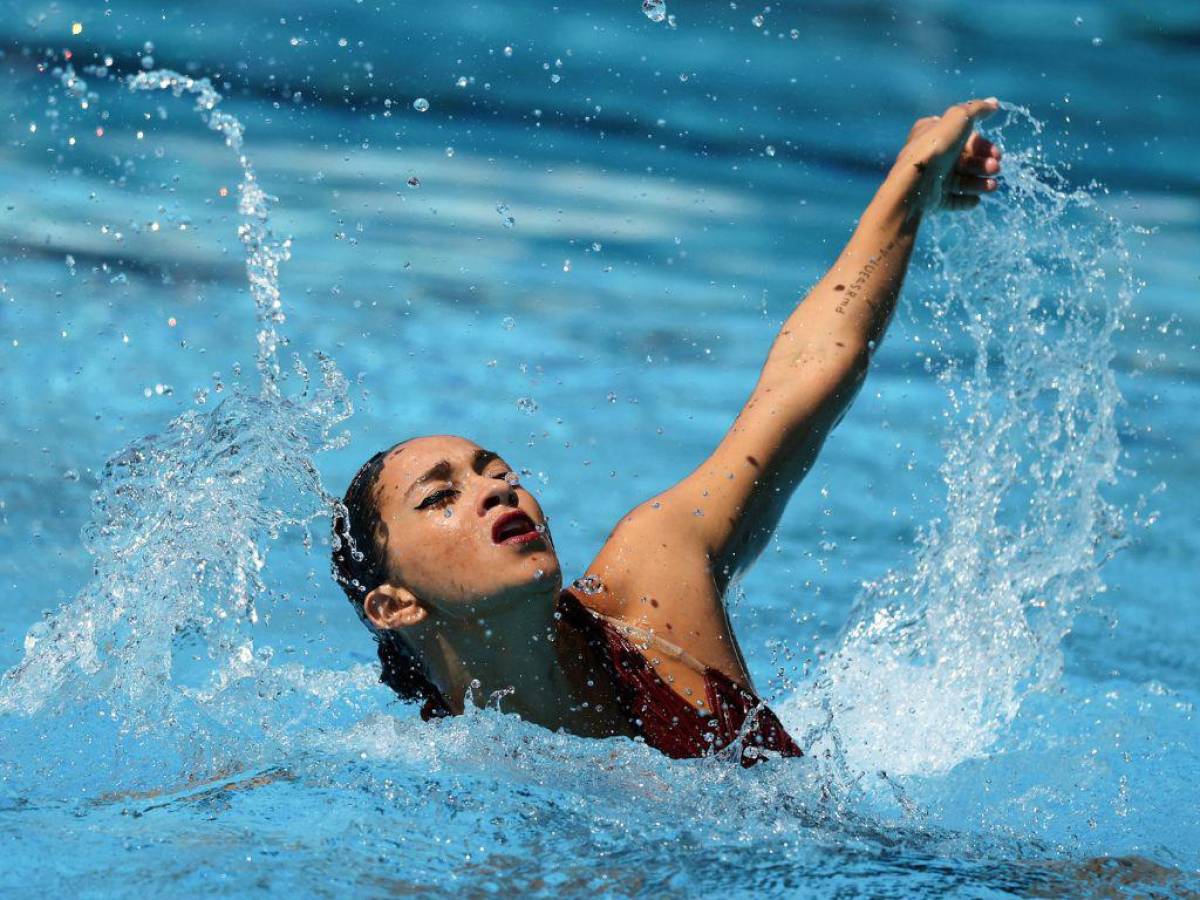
[491,509,542,546]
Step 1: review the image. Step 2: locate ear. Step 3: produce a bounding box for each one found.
[363,583,428,630]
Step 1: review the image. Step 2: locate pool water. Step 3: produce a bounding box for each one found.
[1,1,1197,896]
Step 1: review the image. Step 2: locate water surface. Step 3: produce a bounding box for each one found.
[0,1,1197,895]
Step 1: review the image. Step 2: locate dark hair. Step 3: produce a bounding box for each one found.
[331,446,451,720]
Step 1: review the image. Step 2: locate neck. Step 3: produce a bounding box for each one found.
[410,585,581,728]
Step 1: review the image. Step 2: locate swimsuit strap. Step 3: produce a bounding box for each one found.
[588,611,711,675]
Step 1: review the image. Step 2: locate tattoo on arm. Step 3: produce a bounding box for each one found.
[834,237,898,315]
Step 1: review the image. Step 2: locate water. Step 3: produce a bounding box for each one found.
[1,2,1197,895]
[790,104,1136,778]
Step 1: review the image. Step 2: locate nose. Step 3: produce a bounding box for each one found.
[478,480,518,516]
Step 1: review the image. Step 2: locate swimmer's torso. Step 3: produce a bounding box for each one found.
[555,586,800,764]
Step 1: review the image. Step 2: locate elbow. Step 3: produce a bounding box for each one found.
[754,344,870,431]
[770,336,871,387]
[759,340,871,403]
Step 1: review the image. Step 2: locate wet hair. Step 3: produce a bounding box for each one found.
[331,446,451,720]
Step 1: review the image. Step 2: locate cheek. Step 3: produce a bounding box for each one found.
[397,513,484,576]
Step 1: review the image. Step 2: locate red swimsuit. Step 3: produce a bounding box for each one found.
[557,590,802,766]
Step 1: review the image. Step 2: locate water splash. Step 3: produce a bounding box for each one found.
[642,0,668,24]
[0,67,352,785]
[786,104,1135,778]
[55,65,287,386]
[1,61,1148,872]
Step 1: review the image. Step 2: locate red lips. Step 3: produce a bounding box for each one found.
[491,509,541,545]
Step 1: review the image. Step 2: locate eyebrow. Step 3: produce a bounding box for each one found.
[405,449,502,499]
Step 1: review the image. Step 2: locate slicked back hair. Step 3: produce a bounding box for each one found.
[331,446,450,719]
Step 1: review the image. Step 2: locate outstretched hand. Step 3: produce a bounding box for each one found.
[894,98,1003,214]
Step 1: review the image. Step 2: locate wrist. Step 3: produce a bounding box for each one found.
[866,165,925,231]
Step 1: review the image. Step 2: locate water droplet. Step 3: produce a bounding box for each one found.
[516,397,538,415]
[562,259,571,272]
[752,14,764,27]
[24,622,50,653]
[406,176,421,188]
[63,469,80,482]
[443,507,453,518]
[412,97,430,112]
[456,76,469,88]
[1091,36,1103,47]
[501,315,516,331]
[591,241,602,252]
[765,145,776,157]
[790,28,800,39]
[574,574,604,595]
[642,0,667,23]
[445,146,455,157]
[550,73,561,84]
[503,45,513,57]
[496,202,514,228]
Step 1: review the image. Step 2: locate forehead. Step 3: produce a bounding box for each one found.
[377,435,497,487]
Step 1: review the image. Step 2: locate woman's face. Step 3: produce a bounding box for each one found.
[370,435,562,619]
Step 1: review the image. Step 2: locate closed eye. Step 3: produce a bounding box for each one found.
[416,488,458,510]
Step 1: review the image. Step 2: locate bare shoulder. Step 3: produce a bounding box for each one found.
[578,496,709,614]
[576,495,750,683]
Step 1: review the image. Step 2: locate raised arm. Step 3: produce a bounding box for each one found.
[604,99,1003,596]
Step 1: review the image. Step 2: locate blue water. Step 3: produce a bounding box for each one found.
[1,1,1197,895]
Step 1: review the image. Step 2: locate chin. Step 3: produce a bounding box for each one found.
[490,553,563,606]
[522,551,562,591]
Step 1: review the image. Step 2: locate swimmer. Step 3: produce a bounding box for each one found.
[332,98,1005,764]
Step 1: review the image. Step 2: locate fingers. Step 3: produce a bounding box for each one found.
[957,153,1001,176]
[943,157,1000,213]
[902,97,1004,214]
[944,97,1000,124]
[964,131,1002,160]
[950,173,997,195]
[936,98,1001,156]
